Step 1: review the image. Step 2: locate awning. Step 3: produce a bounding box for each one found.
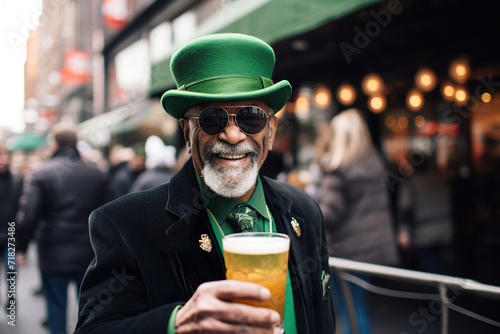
[6,133,47,151]
[150,0,382,94]
[78,99,153,147]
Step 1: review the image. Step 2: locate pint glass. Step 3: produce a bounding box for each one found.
[222,232,290,330]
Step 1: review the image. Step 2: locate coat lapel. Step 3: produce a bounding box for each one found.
[166,211,226,294]
[263,177,311,333]
[164,160,226,295]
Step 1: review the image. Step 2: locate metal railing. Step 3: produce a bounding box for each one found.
[329,257,500,334]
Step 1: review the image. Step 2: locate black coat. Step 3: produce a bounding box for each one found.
[129,167,173,193]
[16,147,107,273]
[0,171,22,246]
[76,159,335,333]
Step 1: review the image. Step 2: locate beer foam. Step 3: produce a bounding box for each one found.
[223,236,290,255]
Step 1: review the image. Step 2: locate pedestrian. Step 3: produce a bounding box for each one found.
[106,145,129,178]
[397,152,454,275]
[129,135,176,192]
[0,144,23,311]
[15,123,108,334]
[105,144,145,200]
[317,108,399,334]
[76,33,335,333]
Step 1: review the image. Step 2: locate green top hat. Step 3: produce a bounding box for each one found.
[161,33,292,120]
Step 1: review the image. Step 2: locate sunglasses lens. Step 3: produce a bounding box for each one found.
[199,108,228,135]
[236,107,268,134]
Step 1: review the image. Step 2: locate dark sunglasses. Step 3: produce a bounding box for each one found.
[187,106,271,135]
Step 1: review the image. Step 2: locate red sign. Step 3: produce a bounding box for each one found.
[38,109,59,124]
[60,50,92,85]
[102,0,128,30]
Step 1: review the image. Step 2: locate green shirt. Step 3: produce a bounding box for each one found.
[167,174,297,334]
[198,173,271,236]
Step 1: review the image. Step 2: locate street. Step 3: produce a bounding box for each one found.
[0,245,78,334]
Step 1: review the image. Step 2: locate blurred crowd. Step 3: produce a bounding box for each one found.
[1,110,500,333]
[0,125,187,334]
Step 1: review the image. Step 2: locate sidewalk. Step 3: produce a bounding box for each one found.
[0,245,79,334]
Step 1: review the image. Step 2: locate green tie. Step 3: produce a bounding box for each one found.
[227,205,257,233]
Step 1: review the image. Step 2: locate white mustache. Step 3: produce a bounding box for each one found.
[204,142,260,161]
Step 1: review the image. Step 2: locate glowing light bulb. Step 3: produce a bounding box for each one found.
[449,57,470,84]
[385,116,396,128]
[456,65,466,76]
[415,115,426,128]
[336,83,356,106]
[406,88,424,111]
[296,96,309,110]
[441,82,455,101]
[481,92,492,103]
[454,86,468,105]
[398,117,409,129]
[415,67,437,92]
[368,95,386,113]
[362,73,384,95]
[313,85,331,108]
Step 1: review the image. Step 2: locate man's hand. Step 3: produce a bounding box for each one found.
[397,231,411,250]
[175,280,281,333]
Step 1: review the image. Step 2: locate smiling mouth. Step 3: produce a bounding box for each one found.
[216,153,249,160]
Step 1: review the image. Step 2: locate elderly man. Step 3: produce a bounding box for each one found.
[76,33,335,334]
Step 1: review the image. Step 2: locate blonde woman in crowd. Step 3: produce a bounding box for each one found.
[318,108,399,334]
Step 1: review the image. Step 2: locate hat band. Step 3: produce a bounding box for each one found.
[178,75,273,94]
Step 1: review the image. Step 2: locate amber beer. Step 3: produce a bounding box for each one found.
[222,232,290,329]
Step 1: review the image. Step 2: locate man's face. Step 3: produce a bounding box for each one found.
[130,154,146,172]
[180,99,277,201]
[0,150,9,173]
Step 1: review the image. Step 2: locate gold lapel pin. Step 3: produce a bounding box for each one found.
[199,234,212,252]
[291,217,301,237]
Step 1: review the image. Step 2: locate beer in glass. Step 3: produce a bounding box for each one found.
[222,232,290,330]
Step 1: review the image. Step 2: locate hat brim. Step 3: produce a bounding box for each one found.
[161,80,292,120]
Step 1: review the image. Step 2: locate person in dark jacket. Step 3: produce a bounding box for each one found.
[397,154,454,275]
[0,144,23,310]
[105,144,145,200]
[76,33,335,334]
[318,108,399,334]
[16,123,107,334]
[129,135,176,192]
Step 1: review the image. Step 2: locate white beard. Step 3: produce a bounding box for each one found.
[201,142,260,198]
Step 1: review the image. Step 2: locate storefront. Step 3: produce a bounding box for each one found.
[148,0,500,283]
[77,0,500,282]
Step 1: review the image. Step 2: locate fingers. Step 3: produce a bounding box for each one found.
[201,280,280,325]
[175,280,282,333]
[213,280,271,302]
[176,316,281,334]
[216,299,280,327]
